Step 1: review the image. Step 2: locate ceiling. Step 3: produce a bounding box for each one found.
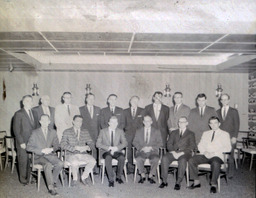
[0,0,255,73]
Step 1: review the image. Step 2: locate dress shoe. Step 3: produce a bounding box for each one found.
[174,184,180,190]
[210,186,217,194]
[148,177,156,184]
[188,183,201,189]
[159,182,168,188]
[71,180,77,187]
[138,177,146,184]
[109,181,114,187]
[48,189,58,196]
[116,178,124,184]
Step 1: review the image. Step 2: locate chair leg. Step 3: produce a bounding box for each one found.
[249,154,254,171]
[186,165,189,187]
[217,176,220,193]
[69,167,71,187]
[123,164,128,183]
[60,170,64,187]
[90,171,95,185]
[37,169,41,192]
[234,153,238,170]
[101,164,105,184]
[157,165,160,184]
[11,156,15,173]
[4,153,8,170]
[0,155,2,171]
[134,164,137,183]
[242,152,246,167]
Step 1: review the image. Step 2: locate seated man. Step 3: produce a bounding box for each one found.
[60,115,96,186]
[188,116,231,194]
[27,114,63,196]
[159,116,196,190]
[133,115,163,184]
[96,116,128,187]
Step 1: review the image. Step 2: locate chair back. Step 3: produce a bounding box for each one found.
[5,136,15,156]
[0,131,7,148]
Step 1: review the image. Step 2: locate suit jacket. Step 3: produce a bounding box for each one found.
[100,106,125,130]
[188,106,217,144]
[167,128,196,156]
[33,105,55,129]
[13,108,38,146]
[167,104,190,130]
[79,105,101,142]
[60,127,94,155]
[124,107,144,140]
[55,104,80,141]
[26,127,60,160]
[133,127,163,154]
[96,127,128,153]
[216,107,240,138]
[144,104,169,146]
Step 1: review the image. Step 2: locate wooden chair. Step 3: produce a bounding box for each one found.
[4,136,16,173]
[241,148,256,171]
[98,147,128,184]
[0,131,7,171]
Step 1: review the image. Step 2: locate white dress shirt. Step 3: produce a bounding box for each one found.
[153,103,161,120]
[222,105,229,119]
[87,105,94,118]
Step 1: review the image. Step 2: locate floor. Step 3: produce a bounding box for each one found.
[0,160,255,198]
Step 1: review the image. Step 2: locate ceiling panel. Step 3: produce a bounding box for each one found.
[131,43,208,50]
[208,43,256,50]
[42,32,133,41]
[0,41,52,49]
[221,34,256,43]
[0,32,44,40]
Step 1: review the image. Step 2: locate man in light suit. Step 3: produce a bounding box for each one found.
[33,95,55,129]
[55,92,80,142]
[217,93,240,178]
[167,92,190,132]
[160,116,196,190]
[100,94,125,130]
[13,95,38,185]
[27,114,63,196]
[124,96,144,174]
[133,115,163,184]
[188,93,217,145]
[96,116,128,187]
[144,91,169,147]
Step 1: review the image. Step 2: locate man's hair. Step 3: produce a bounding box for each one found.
[129,95,140,105]
[109,116,118,122]
[196,93,207,100]
[73,115,83,121]
[143,115,152,121]
[221,93,230,100]
[153,91,163,98]
[107,94,118,100]
[174,92,183,97]
[22,95,32,102]
[208,116,220,123]
[61,92,72,103]
[178,116,188,122]
[40,114,50,120]
[85,93,95,103]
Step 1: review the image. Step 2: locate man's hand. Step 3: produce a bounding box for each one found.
[110,146,118,155]
[20,143,26,149]
[231,137,237,145]
[80,146,91,152]
[42,148,53,154]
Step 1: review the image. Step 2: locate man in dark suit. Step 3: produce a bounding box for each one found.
[133,115,163,184]
[100,94,125,130]
[217,93,240,178]
[27,114,63,196]
[167,92,190,132]
[159,116,196,190]
[124,96,144,174]
[13,95,38,185]
[144,91,169,147]
[33,95,55,129]
[96,116,128,187]
[188,93,218,145]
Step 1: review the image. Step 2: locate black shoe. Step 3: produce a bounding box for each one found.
[148,177,156,184]
[174,184,180,190]
[109,181,114,187]
[210,186,217,194]
[188,183,201,189]
[138,177,146,184]
[116,178,124,184]
[159,182,168,188]
[48,189,58,196]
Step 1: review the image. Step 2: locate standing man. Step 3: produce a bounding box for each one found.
[33,95,55,129]
[160,116,196,190]
[188,93,217,145]
[144,91,169,147]
[55,92,80,142]
[124,96,144,174]
[13,95,38,185]
[100,94,125,130]
[188,116,231,194]
[217,93,240,178]
[133,115,163,184]
[27,114,63,196]
[61,115,96,186]
[96,116,128,187]
[167,92,190,132]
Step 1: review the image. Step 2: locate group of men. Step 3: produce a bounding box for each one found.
[12,90,239,195]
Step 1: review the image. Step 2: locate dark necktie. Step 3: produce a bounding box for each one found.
[223,107,226,120]
[29,110,34,122]
[200,108,203,117]
[111,131,114,146]
[145,129,149,144]
[76,129,79,140]
[67,105,71,116]
[132,108,135,118]
[211,131,215,142]
[174,105,178,114]
[111,108,114,115]
[180,130,183,138]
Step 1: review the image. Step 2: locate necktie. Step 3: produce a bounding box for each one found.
[111,108,114,114]
[67,105,71,116]
[145,129,150,144]
[211,131,215,142]
[180,130,183,138]
[29,110,34,122]
[174,105,178,114]
[111,131,114,146]
[200,107,203,117]
[132,108,135,118]
[223,107,226,120]
[44,129,48,140]
[155,105,159,120]
[76,129,79,140]
[89,106,93,118]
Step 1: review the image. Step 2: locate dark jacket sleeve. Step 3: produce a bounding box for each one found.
[26,132,43,155]
[13,112,24,145]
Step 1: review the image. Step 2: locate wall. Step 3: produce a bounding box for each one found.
[0,71,248,134]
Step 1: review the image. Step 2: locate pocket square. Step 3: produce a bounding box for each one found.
[116,114,121,116]
[137,115,142,117]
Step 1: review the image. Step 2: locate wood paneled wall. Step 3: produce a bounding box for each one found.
[0,71,248,134]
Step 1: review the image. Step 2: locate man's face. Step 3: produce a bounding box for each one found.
[209,119,220,131]
[174,94,183,105]
[63,94,72,104]
[130,97,139,108]
[178,117,188,130]
[39,116,50,128]
[197,97,207,107]
[86,95,95,106]
[108,96,117,107]
[108,118,118,129]
[41,96,50,106]
[23,97,33,109]
[153,93,162,104]
[220,95,230,106]
[143,116,153,128]
[73,117,83,129]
